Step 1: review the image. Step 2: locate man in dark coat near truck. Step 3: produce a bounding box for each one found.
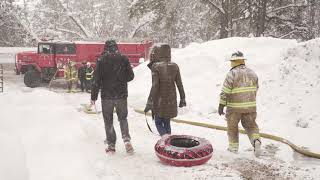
[144,44,186,136]
[91,40,135,154]
[78,62,87,92]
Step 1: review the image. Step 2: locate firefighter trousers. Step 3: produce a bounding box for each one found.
[226,112,260,151]
[66,79,77,92]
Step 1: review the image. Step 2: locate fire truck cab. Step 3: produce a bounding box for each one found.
[15,40,153,88]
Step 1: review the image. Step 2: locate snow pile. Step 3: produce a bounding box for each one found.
[131,37,295,111]
[0,47,36,63]
[130,37,320,152]
[279,39,320,128]
[130,37,296,118]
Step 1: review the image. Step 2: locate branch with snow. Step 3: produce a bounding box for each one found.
[130,21,150,38]
[55,27,86,39]
[130,11,155,38]
[279,30,298,39]
[55,0,93,39]
[200,0,225,14]
[267,3,308,14]
[13,13,40,42]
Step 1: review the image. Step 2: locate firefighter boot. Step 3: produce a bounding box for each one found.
[253,139,262,157]
[227,142,239,154]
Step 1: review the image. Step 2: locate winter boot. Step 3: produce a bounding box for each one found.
[71,89,77,93]
[227,148,238,154]
[253,139,262,157]
[105,145,116,154]
[227,142,239,154]
[125,142,134,154]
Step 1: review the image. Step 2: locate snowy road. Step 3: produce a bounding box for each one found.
[1,63,319,180]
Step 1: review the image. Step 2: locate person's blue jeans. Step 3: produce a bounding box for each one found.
[155,116,171,136]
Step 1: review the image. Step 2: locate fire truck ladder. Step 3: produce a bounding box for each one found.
[0,64,3,93]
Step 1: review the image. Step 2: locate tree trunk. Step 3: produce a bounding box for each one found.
[220,0,230,39]
[307,0,316,39]
[316,1,320,37]
[256,0,267,37]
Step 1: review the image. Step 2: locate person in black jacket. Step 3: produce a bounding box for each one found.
[85,62,94,92]
[91,40,135,154]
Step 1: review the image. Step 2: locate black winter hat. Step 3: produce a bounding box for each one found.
[104,40,119,54]
[158,44,171,59]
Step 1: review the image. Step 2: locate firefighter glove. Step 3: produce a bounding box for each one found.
[218,104,225,116]
[144,104,152,113]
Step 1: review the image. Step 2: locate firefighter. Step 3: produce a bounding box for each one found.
[218,51,261,156]
[144,44,186,136]
[64,60,78,93]
[85,62,94,92]
[78,61,87,92]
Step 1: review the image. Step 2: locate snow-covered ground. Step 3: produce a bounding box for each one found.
[1,37,320,179]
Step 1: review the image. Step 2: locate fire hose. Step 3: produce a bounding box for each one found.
[134,109,320,159]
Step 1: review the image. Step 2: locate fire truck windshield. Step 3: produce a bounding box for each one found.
[38,44,53,54]
[55,44,76,54]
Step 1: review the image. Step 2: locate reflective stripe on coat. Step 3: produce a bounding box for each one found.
[85,67,94,80]
[64,66,78,81]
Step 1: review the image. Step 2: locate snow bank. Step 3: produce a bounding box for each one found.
[129,37,320,152]
[279,38,320,128]
[130,37,296,116]
[0,47,36,63]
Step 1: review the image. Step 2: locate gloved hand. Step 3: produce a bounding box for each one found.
[179,99,186,108]
[144,104,155,120]
[218,104,225,116]
[144,104,152,113]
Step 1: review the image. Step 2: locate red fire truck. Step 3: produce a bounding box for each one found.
[15,40,153,87]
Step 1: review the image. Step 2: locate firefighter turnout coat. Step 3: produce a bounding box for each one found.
[219,64,258,113]
[64,65,78,81]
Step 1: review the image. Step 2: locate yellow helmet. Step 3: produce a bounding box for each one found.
[230,51,246,61]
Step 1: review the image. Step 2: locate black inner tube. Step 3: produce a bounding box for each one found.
[170,138,200,148]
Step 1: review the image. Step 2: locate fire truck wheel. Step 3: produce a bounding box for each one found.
[24,70,41,88]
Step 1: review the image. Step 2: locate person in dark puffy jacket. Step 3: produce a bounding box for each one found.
[84,62,94,92]
[144,44,186,136]
[91,40,134,154]
[78,61,87,92]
